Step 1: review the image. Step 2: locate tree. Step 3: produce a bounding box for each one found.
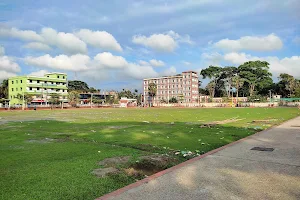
[169,97,178,103]
[148,83,157,106]
[219,66,238,98]
[68,80,89,92]
[88,87,98,93]
[238,61,272,96]
[49,93,60,105]
[206,81,216,98]
[68,91,80,107]
[16,93,34,106]
[200,66,222,97]
[232,75,245,100]
[278,73,297,97]
[0,79,8,99]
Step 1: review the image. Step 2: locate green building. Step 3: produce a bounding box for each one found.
[8,72,68,106]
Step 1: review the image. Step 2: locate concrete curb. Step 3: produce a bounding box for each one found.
[95,117,296,200]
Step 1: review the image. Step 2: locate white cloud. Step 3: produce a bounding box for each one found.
[23,42,52,51]
[28,69,50,77]
[41,28,87,54]
[0,46,5,56]
[76,29,122,51]
[214,33,283,51]
[166,30,194,45]
[132,34,177,52]
[0,27,43,42]
[125,63,158,79]
[138,60,150,66]
[0,56,21,73]
[0,70,17,82]
[24,54,90,71]
[201,52,223,65]
[94,52,128,68]
[160,66,177,76]
[149,59,165,67]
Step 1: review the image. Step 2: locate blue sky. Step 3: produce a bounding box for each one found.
[0,0,299,91]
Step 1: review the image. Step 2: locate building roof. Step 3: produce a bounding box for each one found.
[44,72,67,75]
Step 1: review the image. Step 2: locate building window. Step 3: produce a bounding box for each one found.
[29,87,32,90]
[37,80,40,83]
[30,80,32,83]
[45,81,47,84]
[57,76,59,78]
[63,76,65,79]
[16,80,18,84]
[20,80,22,83]
[51,82,53,84]
[16,88,18,91]
[63,90,65,92]
[20,87,22,91]
[47,76,49,77]
[37,87,40,90]
[12,81,14,84]
[12,88,14,91]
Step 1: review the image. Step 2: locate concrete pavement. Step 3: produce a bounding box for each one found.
[98,117,300,200]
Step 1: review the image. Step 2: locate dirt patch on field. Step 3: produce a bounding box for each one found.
[98,156,131,167]
[199,118,243,128]
[92,167,119,177]
[126,154,179,177]
[26,138,57,143]
[251,119,278,124]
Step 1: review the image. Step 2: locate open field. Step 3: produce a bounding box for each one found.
[1,108,299,200]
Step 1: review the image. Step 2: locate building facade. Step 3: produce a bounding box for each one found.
[8,72,68,106]
[143,71,199,104]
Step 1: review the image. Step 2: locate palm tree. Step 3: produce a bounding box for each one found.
[148,83,157,107]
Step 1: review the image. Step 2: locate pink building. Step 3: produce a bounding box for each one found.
[143,71,199,105]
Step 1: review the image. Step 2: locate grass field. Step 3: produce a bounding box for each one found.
[0,107,299,200]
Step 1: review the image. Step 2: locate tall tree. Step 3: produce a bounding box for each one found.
[0,79,8,99]
[219,66,238,98]
[49,93,60,105]
[278,73,297,97]
[232,75,245,101]
[206,81,216,98]
[68,80,89,92]
[148,83,157,106]
[200,66,222,97]
[238,61,272,96]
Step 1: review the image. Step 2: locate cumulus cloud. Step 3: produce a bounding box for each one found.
[166,30,194,45]
[160,66,177,76]
[0,56,21,73]
[138,60,150,66]
[94,52,128,68]
[28,69,50,77]
[0,46,20,80]
[125,63,158,79]
[76,29,122,51]
[214,33,283,51]
[23,42,52,51]
[0,27,43,42]
[149,59,165,67]
[24,54,90,71]
[41,28,87,54]
[0,70,17,82]
[201,52,223,65]
[132,33,177,52]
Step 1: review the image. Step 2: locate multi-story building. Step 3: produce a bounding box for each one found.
[143,71,199,105]
[8,72,68,106]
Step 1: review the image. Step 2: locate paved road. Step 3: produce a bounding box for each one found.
[99,117,300,200]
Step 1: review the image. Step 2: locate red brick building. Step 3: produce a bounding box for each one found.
[143,71,199,105]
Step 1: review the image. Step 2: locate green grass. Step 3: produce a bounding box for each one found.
[0,107,299,200]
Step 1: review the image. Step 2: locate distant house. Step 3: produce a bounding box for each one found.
[119,97,137,108]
